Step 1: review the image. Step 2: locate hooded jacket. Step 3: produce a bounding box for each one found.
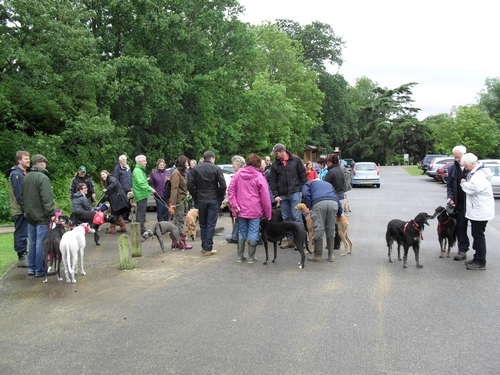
[72,191,93,212]
[132,164,153,202]
[460,164,495,221]
[21,165,55,225]
[227,166,272,220]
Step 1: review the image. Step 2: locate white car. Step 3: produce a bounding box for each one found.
[484,163,500,198]
[350,162,381,188]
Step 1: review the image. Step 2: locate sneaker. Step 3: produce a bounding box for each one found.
[465,259,475,265]
[454,252,467,261]
[204,250,217,256]
[17,254,28,268]
[466,263,486,271]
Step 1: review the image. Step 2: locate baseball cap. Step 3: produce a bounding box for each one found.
[78,166,87,172]
[271,143,286,156]
[32,154,48,163]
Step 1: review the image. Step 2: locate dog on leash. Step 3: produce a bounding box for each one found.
[294,203,314,248]
[336,214,353,256]
[260,219,309,269]
[70,210,117,246]
[186,208,199,240]
[59,224,93,283]
[142,221,183,253]
[386,212,433,268]
[43,219,68,283]
[433,205,457,258]
[127,191,136,222]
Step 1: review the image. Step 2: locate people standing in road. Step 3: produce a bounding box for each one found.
[187,151,227,256]
[113,155,133,222]
[268,143,307,249]
[225,155,245,244]
[148,158,171,222]
[168,155,193,250]
[324,153,346,250]
[460,153,495,270]
[228,154,272,263]
[317,157,328,180]
[21,154,55,277]
[6,150,30,267]
[132,155,156,236]
[302,179,343,263]
[446,145,470,261]
[69,166,96,206]
[305,161,318,181]
[100,170,129,233]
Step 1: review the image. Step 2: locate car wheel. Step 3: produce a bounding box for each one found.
[375,184,380,188]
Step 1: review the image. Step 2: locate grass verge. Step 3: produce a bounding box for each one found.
[0,233,17,276]
[404,166,425,176]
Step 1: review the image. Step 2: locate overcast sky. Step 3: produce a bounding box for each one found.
[236,0,499,119]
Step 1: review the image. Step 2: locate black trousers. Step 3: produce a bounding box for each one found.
[471,220,488,266]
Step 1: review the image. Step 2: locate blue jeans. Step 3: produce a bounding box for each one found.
[14,214,28,256]
[279,191,303,229]
[197,200,219,251]
[237,217,260,242]
[230,219,239,240]
[28,223,49,276]
[156,197,169,222]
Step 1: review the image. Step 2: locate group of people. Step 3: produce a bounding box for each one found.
[6,150,230,277]
[446,145,495,270]
[7,143,494,276]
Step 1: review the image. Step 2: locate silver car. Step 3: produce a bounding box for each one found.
[350,162,381,188]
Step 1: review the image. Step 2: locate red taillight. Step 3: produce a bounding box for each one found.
[375,164,380,175]
[352,165,357,176]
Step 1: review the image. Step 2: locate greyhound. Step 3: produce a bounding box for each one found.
[142,221,183,253]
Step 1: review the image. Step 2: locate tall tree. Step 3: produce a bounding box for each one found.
[478,77,500,124]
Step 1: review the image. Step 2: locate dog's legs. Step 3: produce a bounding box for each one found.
[79,246,86,276]
[414,245,423,268]
[56,255,62,282]
[272,242,278,264]
[387,239,393,263]
[263,241,269,265]
[296,243,305,269]
[397,242,402,261]
[439,238,445,258]
[94,229,100,246]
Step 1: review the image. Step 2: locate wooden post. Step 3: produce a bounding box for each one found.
[131,222,142,257]
[119,235,132,270]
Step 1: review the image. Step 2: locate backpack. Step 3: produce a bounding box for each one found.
[163,178,171,200]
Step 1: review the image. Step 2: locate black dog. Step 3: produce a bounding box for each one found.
[260,219,309,269]
[386,212,433,268]
[433,205,457,258]
[69,210,117,246]
[43,218,70,283]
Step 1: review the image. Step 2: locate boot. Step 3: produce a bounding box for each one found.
[237,240,247,263]
[327,237,335,262]
[247,240,258,264]
[308,239,323,262]
[106,224,116,234]
[334,227,341,250]
[171,238,178,249]
[117,216,127,232]
[178,233,193,250]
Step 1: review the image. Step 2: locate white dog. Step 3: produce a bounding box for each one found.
[59,224,93,283]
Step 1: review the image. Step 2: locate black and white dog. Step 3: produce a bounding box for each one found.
[142,221,183,253]
[43,216,70,283]
[69,210,117,246]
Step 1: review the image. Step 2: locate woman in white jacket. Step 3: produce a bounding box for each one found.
[460,153,495,270]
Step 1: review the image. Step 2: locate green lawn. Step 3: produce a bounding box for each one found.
[404,166,424,176]
[0,233,17,276]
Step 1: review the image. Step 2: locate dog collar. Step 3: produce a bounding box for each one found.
[404,221,424,240]
[83,224,91,233]
[304,211,311,217]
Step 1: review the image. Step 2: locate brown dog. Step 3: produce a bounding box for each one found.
[336,215,353,256]
[220,199,235,228]
[186,208,199,240]
[294,203,314,248]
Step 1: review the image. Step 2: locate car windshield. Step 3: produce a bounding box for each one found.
[357,164,376,171]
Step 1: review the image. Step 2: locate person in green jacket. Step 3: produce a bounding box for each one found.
[21,154,55,277]
[132,155,156,235]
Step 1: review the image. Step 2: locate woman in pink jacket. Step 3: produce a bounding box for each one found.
[228,154,272,264]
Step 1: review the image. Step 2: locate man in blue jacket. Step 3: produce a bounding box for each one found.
[6,151,30,267]
[302,179,343,263]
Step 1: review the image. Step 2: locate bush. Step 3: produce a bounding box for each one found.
[0,176,12,223]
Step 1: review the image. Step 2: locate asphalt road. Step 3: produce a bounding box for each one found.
[1,166,500,374]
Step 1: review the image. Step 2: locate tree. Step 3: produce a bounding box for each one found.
[478,77,500,124]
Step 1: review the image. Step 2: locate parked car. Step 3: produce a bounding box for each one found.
[217,164,236,196]
[350,162,380,188]
[343,158,355,169]
[426,156,455,179]
[437,161,454,184]
[484,163,500,198]
[421,154,448,174]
